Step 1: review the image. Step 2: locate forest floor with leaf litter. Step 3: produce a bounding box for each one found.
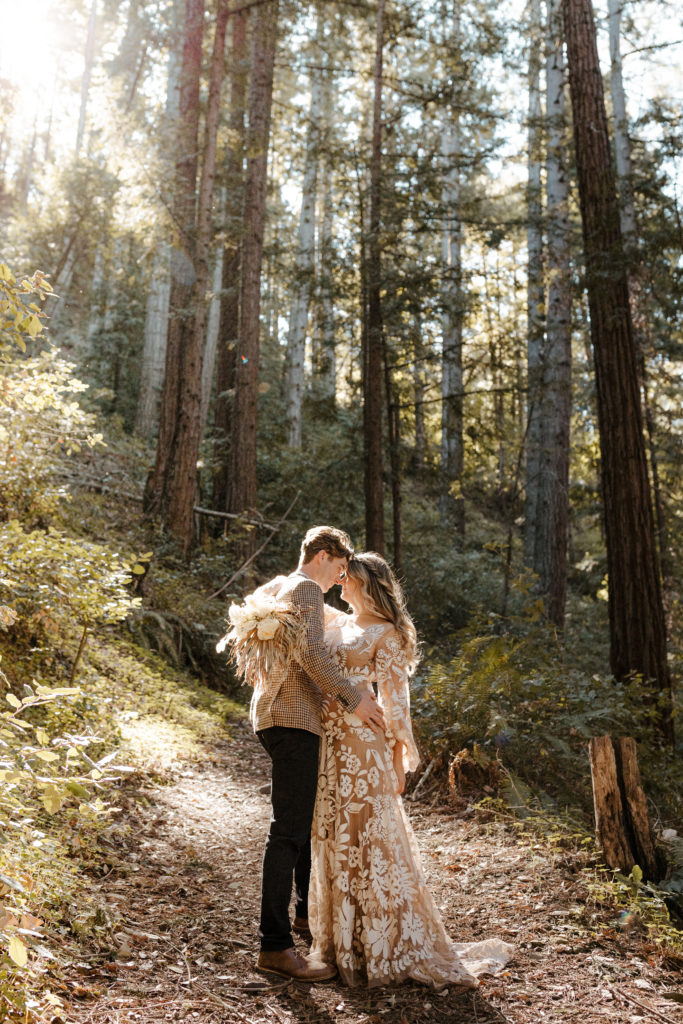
[56,717,683,1024]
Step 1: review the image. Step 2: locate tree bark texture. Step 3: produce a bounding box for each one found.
[313,51,337,405]
[363,0,386,553]
[588,735,660,879]
[284,5,325,448]
[213,8,247,512]
[229,0,280,515]
[527,0,572,627]
[166,0,231,548]
[439,0,465,542]
[76,0,97,155]
[607,0,670,585]
[523,0,546,568]
[607,0,636,245]
[144,0,204,520]
[563,0,672,737]
[135,4,181,438]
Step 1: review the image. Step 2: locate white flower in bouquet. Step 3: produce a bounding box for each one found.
[256,616,281,640]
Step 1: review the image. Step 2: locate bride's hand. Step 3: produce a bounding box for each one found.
[354,690,386,732]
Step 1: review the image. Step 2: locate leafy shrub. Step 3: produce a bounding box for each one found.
[412,601,683,824]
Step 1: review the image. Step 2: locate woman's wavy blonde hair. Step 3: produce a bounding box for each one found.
[347,552,419,672]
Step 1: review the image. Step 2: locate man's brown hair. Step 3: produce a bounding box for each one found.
[300,526,354,564]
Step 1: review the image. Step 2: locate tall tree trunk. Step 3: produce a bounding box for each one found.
[523,0,546,566]
[363,0,386,553]
[284,5,325,447]
[439,4,465,541]
[607,0,635,245]
[412,313,426,474]
[213,8,247,512]
[200,243,224,434]
[539,0,572,626]
[135,5,181,438]
[76,0,98,155]
[136,255,172,434]
[228,0,280,515]
[563,0,673,740]
[314,62,337,403]
[607,0,670,582]
[166,0,230,548]
[383,337,402,572]
[143,0,205,518]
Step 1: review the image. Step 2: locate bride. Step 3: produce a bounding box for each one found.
[309,552,513,989]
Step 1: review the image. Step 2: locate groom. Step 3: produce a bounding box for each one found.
[253,526,385,982]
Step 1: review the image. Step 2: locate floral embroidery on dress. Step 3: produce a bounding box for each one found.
[309,612,513,989]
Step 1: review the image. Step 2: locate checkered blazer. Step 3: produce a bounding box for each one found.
[249,570,361,735]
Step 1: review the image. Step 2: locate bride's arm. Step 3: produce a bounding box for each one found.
[374,631,420,774]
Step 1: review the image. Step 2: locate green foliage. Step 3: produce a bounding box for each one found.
[0,350,104,526]
[0,264,51,357]
[412,597,683,823]
[0,520,140,641]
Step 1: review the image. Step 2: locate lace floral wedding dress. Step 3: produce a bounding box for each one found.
[309,610,513,989]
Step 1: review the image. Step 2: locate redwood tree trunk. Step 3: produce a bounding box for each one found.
[213,8,248,512]
[363,0,386,553]
[229,0,280,515]
[144,0,205,518]
[563,0,672,739]
[166,0,230,549]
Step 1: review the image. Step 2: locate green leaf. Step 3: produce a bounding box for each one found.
[5,693,21,709]
[65,781,89,799]
[631,864,643,886]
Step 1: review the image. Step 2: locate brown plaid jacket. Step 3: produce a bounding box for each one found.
[249,570,361,735]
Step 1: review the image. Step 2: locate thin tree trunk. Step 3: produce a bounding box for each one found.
[523,0,546,566]
[438,0,465,540]
[535,0,572,626]
[383,336,401,572]
[284,6,325,447]
[76,0,98,155]
[439,125,465,535]
[201,245,224,434]
[135,4,181,437]
[314,59,337,402]
[412,314,425,473]
[136,252,172,434]
[229,0,280,515]
[213,8,247,512]
[563,0,673,740]
[363,0,386,553]
[20,117,38,211]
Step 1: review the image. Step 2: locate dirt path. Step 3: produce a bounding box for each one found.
[66,721,683,1024]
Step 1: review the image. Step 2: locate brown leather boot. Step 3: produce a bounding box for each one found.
[257,948,336,982]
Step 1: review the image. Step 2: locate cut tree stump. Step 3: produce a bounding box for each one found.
[588,735,660,880]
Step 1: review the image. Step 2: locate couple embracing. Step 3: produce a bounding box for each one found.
[247,526,512,990]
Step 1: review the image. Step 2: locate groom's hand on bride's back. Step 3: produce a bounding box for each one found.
[355,690,386,732]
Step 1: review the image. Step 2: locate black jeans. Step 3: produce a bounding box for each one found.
[257,726,320,952]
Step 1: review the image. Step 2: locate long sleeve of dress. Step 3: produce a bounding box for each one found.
[374,630,420,772]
